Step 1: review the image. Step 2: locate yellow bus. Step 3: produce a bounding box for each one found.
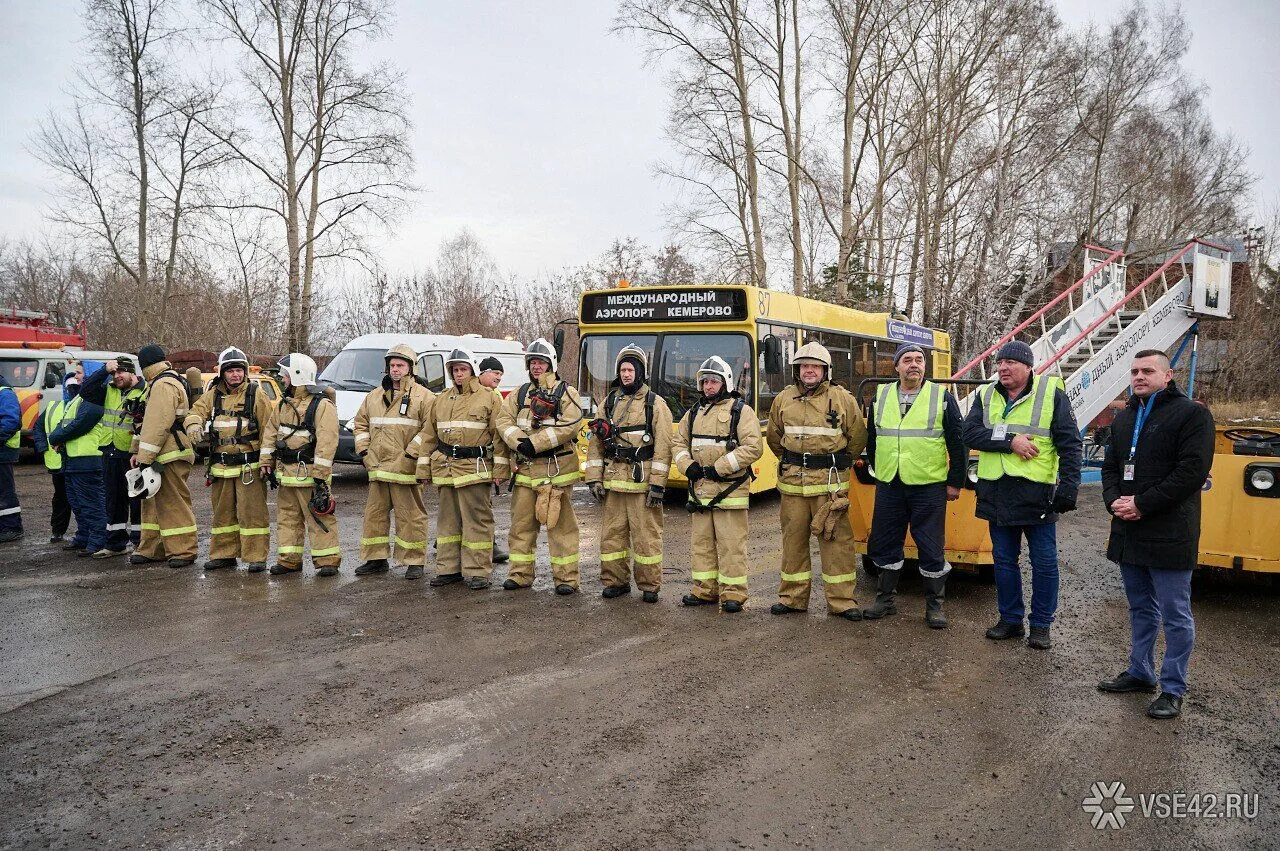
[575,283,951,492]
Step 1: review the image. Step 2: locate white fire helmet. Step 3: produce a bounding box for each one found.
[277,353,318,391]
[697,356,733,391]
[524,338,558,374]
[125,465,163,500]
[218,346,250,377]
[445,348,479,380]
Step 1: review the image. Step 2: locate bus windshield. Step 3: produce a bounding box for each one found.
[657,333,752,422]
[579,332,753,422]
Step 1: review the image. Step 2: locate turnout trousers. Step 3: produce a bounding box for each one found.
[209,473,271,563]
[435,482,494,580]
[360,480,427,566]
[276,485,341,569]
[777,493,858,614]
[689,508,749,605]
[506,484,579,589]
[103,449,140,550]
[137,460,197,561]
[599,490,663,593]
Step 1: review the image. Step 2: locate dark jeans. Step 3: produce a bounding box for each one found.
[1120,563,1195,696]
[103,450,141,549]
[0,462,21,533]
[989,521,1058,628]
[65,470,107,553]
[50,471,72,538]
[868,479,948,577]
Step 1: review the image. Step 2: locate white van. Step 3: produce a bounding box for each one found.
[0,346,131,446]
[320,333,527,463]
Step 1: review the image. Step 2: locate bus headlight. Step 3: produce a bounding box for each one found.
[1245,464,1278,497]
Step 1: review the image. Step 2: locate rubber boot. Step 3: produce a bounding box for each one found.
[862,569,899,619]
[923,575,948,629]
[492,537,509,564]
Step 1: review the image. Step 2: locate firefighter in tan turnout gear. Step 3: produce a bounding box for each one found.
[352,344,434,579]
[414,348,509,590]
[128,344,198,568]
[260,354,341,577]
[766,341,869,619]
[585,344,673,604]
[497,338,584,595]
[184,347,275,573]
[671,356,763,613]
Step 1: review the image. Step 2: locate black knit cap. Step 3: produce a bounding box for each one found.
[478,356,503,374]
[138,344,166,370]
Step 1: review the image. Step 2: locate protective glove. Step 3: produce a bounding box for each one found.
[589,481,606,502]
[685,462,705,482]
[646,484,665,508]
[1051,495,1077,514]
[516,437,536,457]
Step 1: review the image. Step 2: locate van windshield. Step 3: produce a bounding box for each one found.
[0,358,43,388]
[319,349,384,391]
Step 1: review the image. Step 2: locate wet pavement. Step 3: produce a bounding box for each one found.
[1,461,1277,848]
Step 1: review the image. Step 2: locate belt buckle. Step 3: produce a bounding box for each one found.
[801,452,810,468]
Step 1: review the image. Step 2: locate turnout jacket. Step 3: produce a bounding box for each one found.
[184,378,275,477]
[261,386,339,486]
[671,394,763,509]
[1101,383,1214,570]
[134,361,195,466]
[766,380,868,495]
[585,382,673,493]
[352,377,434,485]
[497,372,584,489]
[411,375,510,487]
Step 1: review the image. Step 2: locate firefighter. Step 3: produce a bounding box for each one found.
[352,343,433,579]
[184,348,275,573]
[497,338,584,595]
[766,341,868,620]
[862,343,967,628]
[260,354,341,577]
[671,356,763,613]
[477,355,510,564]
[0,372,21,543]
[414,348,509,590]
[128,344,198,567]
[97,357,145,553]
[585,344,673,603]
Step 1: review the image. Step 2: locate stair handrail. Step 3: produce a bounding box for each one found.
[951,244,1124,380]
[1034,239,1205,375]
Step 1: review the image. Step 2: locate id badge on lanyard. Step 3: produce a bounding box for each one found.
[1126,394,1157,482]
[992,424,1008,441]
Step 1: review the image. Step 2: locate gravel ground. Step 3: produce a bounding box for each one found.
[1,461,1277,849]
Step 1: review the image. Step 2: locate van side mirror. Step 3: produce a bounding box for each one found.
[763,335,783,375]
[552,328,565,358]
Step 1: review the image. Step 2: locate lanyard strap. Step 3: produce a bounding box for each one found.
[1129,391,1159,460]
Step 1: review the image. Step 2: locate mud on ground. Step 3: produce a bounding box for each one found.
[1,462,1277,849]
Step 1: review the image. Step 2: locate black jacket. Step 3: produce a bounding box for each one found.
[962,382,1083,526]
[1101,383,1214,569]
[865,383,967,489]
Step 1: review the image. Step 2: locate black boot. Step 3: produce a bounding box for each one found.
[770,603,805,615]
[245,562,266,573]
[554,584,577,596]
[922,575,948,629]
[467,576,491,590]
[862,569,899,619]
[355,559,389,576]
[682,594,716,606]
[601,585,631,599]
[430,572,463,586]
[269,563,301,575]
[1098,671,1157,693]
[835,608,864,621]
[985,620,1025,640]
[721,600,743,614]
[203,558,237,570]
[404,565,424,580]
[641,590,658,603]
[1027,625,1051,650]
[1147,692,1182,719]
[492,538,509,564]
[503,578,528,590]
[316,566,339,578]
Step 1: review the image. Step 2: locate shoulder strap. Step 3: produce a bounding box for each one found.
[729,398,744,447]
[517,383,531,408]
[604,389,619,421]
[303,393,324,434]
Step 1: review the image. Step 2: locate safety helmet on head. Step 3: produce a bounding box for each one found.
[385,343,417,372]
[277,353,318,391]
[696,356,733,390]
[218,347,249,378]
[792,341,832,384]
[125,466,162,500]
[445,348,479,379]
[524,337,558,374]
[614,344,649,384]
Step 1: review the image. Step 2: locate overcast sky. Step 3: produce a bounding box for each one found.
[1,0,1275,279]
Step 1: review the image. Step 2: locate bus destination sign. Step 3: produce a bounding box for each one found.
[581,288,748,324]
[887,319,935,347]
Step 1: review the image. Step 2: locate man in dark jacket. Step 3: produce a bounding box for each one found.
[962,340,1082,650]
[0,375,23,543]
[33,374,77,543]
[48,361,110,557]
[1097,349,1214,720]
